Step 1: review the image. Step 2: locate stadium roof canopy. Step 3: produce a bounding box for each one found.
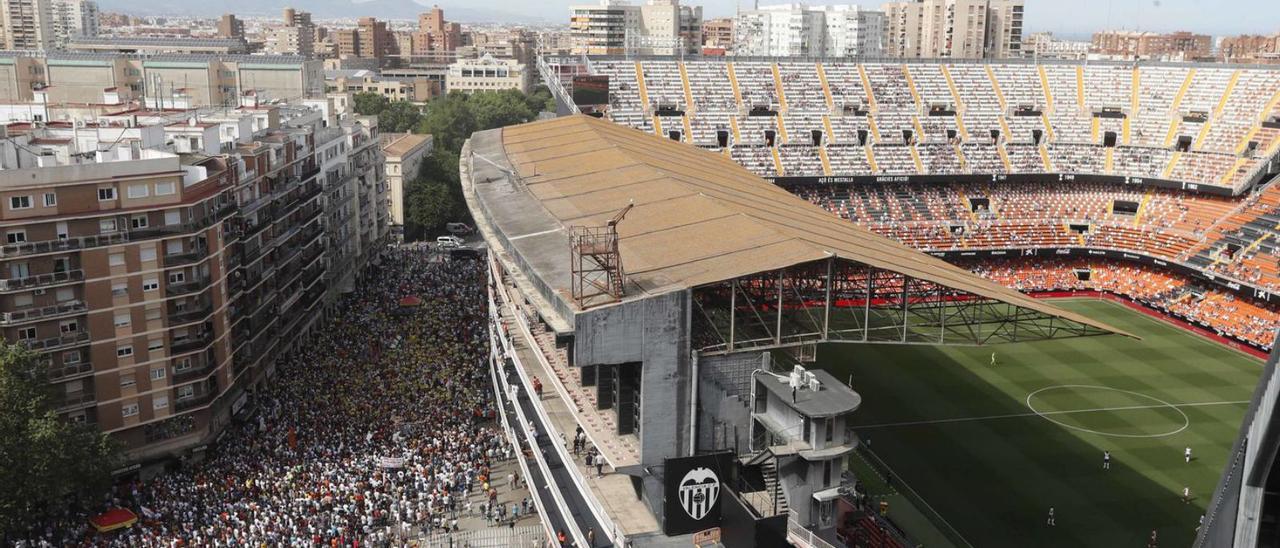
[465,115,1131,347]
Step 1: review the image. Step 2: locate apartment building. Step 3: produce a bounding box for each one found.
[414,6,461,59]
[1091,30,1213,61]
[216,14,244,41]
[447,55,530,94]
[1220,33,1280,64]
[733,4,884,57]
[264,8,316,58]
[48,0,96,50]
[882,0,1023,59]
[0,102,389,463]
[1,0,54,50]
[569,0,702,56]
[324,69,439,103]
[0,52,322,109]
[700,17,732,52]
[380,132,432,227]
[336,17,395,62]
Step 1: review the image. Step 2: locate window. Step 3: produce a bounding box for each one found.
[121,403,139,417]
[99,219,118,234]
[823,460,832,487]
[150,367,166,381]
[126,184,149,199]
[62,351,80,364]
[164,210,180,226]
[140,248,156,262]
[43,192,56,207]
[176,384,194,400]
[145,307,161,321]
[9,196,31,210]
[108,253,125,266]
[131,215,149,229]
[119,375,135,389]
[13,293,32,307]
[98,187,116,201]
[153,396,169,410]
[113,313,130,328]
[175,358,192,372]
[825,418,834,443]
[142,278,159,292]
[17,327,36,340]
[59,319,78,333]
[55,222,67,240]
[166,240,183,255]
[168,271,185,284]
[155,182,176,196]
[55,288,73,302]
[116,345,133,358]
[148,339,163,352]
[111,281,127,296]
[6,230,25,243]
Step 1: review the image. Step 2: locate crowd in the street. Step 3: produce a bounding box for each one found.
[18,248,516,546]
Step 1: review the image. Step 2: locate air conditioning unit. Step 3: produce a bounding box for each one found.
[34,288,46,295]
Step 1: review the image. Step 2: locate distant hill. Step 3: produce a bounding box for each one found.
[97,0,553,24]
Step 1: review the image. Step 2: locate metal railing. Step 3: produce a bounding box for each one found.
[48,361,92,381]
[0,300,87,325]
[19,331,91,352]
[0,269,83,291]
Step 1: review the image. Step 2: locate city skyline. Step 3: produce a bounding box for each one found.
[95,0,1280,37]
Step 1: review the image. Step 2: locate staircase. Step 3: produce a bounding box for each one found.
[762,459,790,516]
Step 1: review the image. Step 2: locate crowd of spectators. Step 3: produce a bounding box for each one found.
[968,258,1280,349]
[19,248,517,546]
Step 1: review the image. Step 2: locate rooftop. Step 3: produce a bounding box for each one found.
[465,115,1128,337]
[757,369,861,418]
[382,133,432,158]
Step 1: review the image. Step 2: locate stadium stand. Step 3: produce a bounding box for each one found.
[579,58,1280,194]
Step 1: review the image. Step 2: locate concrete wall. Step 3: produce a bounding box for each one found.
[696,351,765,454]
[573,290,692,527]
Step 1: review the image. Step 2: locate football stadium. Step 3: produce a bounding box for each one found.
[451,56,1280,548]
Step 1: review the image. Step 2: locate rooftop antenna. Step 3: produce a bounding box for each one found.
[570,201,633,308]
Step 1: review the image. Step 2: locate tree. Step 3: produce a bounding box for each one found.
[417,92,477,154]
[352,92,389,116]
[378,101,423,134]
[0,344,119,534]
[527,85,557,114]
[468,89,537,134]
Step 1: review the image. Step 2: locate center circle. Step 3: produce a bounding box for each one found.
[1025,384,1189,438]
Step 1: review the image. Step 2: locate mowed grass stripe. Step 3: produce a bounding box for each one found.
[821,299,1263,547]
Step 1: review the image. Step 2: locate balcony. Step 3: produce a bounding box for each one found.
[165,277,210,297]
[168,301,214,325]
[175,391,216,412]
[163,246,209,267]
[170,332,213,354]
[19,331,91,352]
[173,361,216,384]
[48,361,92,381]
[0,300,87,325]
[58,391,97,412]
[0,269,84,292]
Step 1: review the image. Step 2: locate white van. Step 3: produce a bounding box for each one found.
[436,235,465,249]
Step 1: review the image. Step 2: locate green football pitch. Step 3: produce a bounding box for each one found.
[817,298,1265,547]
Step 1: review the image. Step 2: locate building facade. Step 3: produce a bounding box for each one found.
[569,0,701,56]
[733,4,884,58]
[0,100,390,463]
[48,0,96,50]
[1220,33,1280,64]
[0,52,323,108]
[1091,30,1213,61]
[380,132,432,227]
[264,8,316,58]
[216,13,244,41]
[1,0,54,50]
[700,17,733,52]
[882,0,1023,59]
[447,55,530,94]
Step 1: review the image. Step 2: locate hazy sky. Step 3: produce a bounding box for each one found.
[538,0,1280,37]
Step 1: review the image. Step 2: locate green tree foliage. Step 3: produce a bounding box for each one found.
[377,101,424,134]
[351,92,389,116]
[0,344,119,533]
[403,87,552,239]
[416,91,478,154]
